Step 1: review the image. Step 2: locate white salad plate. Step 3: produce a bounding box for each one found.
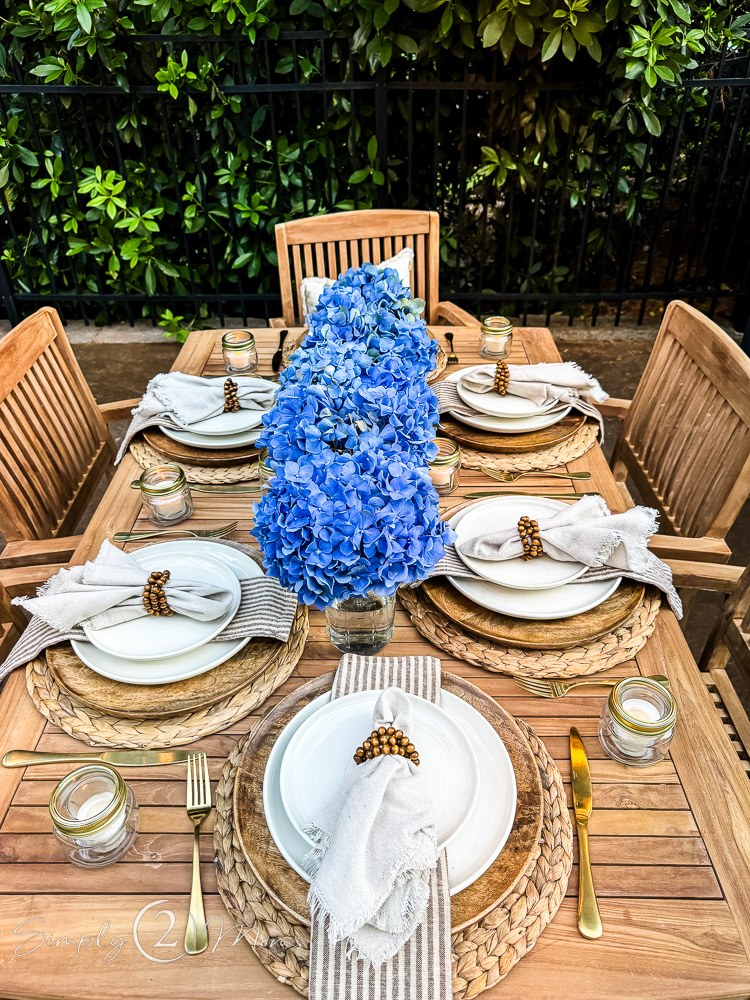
[448,504,621,619]
[81,542,242,661]
[280,690,480,853]
[443,371,570,433]
[264,689,517,895]
[160,424,264,449]
[72,540,260,684]
[454,496,587,590]
[455,365,559,417]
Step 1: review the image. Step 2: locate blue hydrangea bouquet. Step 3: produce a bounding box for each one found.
[254,263,454,612]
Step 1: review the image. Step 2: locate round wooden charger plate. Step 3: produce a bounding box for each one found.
[439,411,586,454]
[421,576,647,649]
[46,633,282,719]
[231,670,543,933]
[141,427,261,467]
[283,329,448,384]
[24,606,308,749]
[400,584,661,678]
[214,689,571,998]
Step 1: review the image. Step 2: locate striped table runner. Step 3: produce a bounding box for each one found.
[309,653,453,1000]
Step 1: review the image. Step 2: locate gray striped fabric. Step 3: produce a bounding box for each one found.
[433,544,682,617]
[309,654,453,1000]
[0,572,297,682]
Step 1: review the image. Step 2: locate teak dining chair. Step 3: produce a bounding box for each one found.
[0,307,139,595]
[273,209,479,328]
[598,301,750,569]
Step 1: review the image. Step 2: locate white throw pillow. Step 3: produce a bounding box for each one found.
[300,247,414,319]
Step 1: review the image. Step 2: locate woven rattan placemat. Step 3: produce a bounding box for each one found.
[24,606,308,748]
[453,422,599,472]
[213,712,571,998]
[399,585,661,678]
[130,437,261,484]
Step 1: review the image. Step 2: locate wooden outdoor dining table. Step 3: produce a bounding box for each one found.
[1,325,750,1000]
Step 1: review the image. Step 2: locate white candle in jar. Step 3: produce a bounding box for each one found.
[72,791,128,849]
[621,698,661,724]
[429,466,454,488]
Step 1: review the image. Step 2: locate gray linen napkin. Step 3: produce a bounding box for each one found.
[308,654,452,1000]
[434,495,681,617]
[1,540,298,680]
[115,371,276,462]
[434,361,606,436]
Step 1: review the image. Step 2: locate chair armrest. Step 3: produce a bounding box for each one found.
[665,560,744,593]
[597,398,632,420]
[99,398,140,423]
[0,563,68,599]
[0,536,82,569]
[649,535,731,562]
[435,301,481,327]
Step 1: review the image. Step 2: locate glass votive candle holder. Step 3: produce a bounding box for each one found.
[599,677,676,767]
[222,330,258,374]
[257,448,273,492]
[479,316,513,359]
[50,764,138,868]
[428,437,461,495]
[138,463,194,525]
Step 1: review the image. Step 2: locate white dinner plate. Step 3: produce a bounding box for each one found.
[443,371,571,433]
[264,689,517,895]
[160,424,264,449]
[280,690,480,853]
[455,365,559,417]
[454,496,587,590]
[71,540,260,684]
[82,543,241,661]
[448,505,621,619]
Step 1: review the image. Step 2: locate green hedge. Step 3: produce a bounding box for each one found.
[1,1,748,335]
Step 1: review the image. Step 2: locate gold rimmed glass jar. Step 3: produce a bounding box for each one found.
[428,437,461,495]
[599,677,677,766]
[479,316,513,359]
[138,463,194,525]
[222,330,258,374]
[50,764,139,868]
[257,448,273,492]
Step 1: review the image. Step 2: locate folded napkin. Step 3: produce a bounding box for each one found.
[115,371,276,462]
[434,495,681,617]
[307,654,451,1000]
[434,361,607,436]
[1,539,298,681]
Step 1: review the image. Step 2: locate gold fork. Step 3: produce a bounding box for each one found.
[514,674,670,698]
[112,522,238,543]
[185,752,212,954]
[481,466,592,483]
[444,331,459,365]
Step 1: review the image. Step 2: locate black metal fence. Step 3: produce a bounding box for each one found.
[1,33,749,331]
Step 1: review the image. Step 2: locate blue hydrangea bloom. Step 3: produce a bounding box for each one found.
[255,263,454,608]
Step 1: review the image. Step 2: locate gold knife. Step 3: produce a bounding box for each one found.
[569,727,602,939]
[3,749,194,768]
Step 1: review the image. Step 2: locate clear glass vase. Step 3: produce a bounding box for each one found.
[325,592,396,655]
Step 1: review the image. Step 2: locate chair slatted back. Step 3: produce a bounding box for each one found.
[617,301,750,539]
[275,210,440,326]
[0,307,114,543]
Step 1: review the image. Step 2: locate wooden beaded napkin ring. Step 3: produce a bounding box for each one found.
[223,377,240,412]
[518,516,543,560]
[493,360,510,395]
[142,570,174,616]
[354,727,420,766]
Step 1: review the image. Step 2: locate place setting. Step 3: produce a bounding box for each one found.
[215,653,572,999]
[402,492,681,677]
[0,536,308,744]
[118,363,278,480]
[434,349,606,471]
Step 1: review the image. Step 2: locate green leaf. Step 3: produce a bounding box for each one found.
[290,0,309,12]
[642,107,662,135]
[514,13,534,48]
[541,27,561,61]
[76,5,92,33]
[482,12,505,48]
[145,262,156,295]
[152,0,171,22]
[670,0,691,23]
[17,147,38,167]
[396,34,419,54]
[348,168,370,183]
[367,135,378,162]
[373,7,389,30]
[561,29,576,61]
